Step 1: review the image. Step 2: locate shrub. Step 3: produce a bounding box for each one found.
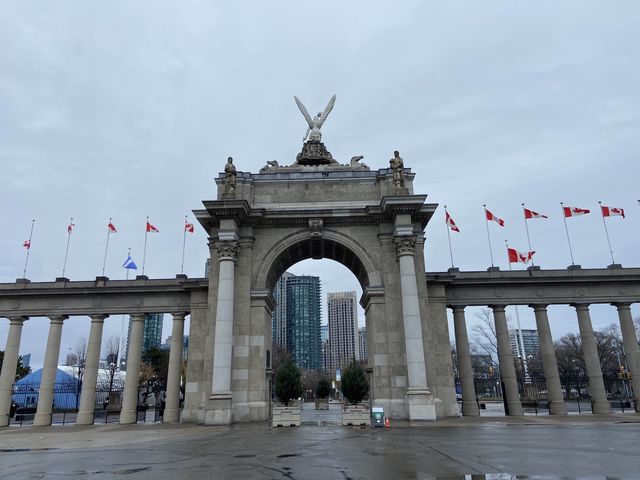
[315,377,331,399]
[340,360,369,405]
[273,358,303,406]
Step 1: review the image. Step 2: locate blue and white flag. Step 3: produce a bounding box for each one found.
[122,255,138,270]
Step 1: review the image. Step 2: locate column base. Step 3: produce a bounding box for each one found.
[406,388,436,421]
[119,409,138,424]
[163,408,181,423]
[548,400,567,415]
[33,412,52,426]
[0,413,9,427]
[461,401,480,416]
[204,394,232,425]
[506,400,524,416]
[592,399,611,414]
[76,411,96,425]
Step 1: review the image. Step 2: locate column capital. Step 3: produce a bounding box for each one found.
[216,239,239,262]
[529,304,548,312]
[488,305,506,313]
[7,316,28,325]
[571,303,590,312]
[394,236,416,257]
[48,315,68,324]
[612,302,632,311]
[130,313,146,322]
[448,305,466,314]
[89,314,108,322]
[170,312,188,320]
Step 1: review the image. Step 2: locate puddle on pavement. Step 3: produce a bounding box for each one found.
[433,476,623,479]
[277,453,302,458]
[233,454,256,458]
[0,448,57,452]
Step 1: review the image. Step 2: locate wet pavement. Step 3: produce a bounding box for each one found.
[0,411,638,479]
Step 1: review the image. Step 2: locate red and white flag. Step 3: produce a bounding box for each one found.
[146,221,159,233]
[508,247,535,264]
[524,208,548,219]
[485,208,505,227]
[185,222,195,233]
[67,222,76,233]
[107,222,117,233]
[23,240,31,249]
[445,211,460,232]
[601,206,625,218]
[563,206,590,217]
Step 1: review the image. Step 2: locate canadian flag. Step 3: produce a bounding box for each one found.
[67,222,76,233]
[185,222,195,233]
[445,211,460,233]
[563,206,590,217]
[601,206,625,218]
[485,209,505,227]
[107,222,117,233]
[508,247,535,264]
[524,208,548,219]
[23,240,31,249]
[146,221,159,233]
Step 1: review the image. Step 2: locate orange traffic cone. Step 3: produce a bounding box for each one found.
[385,417,391,428]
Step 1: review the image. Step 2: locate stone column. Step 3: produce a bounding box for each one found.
[207,236,239,425]
[33,315,67,426]
[76,314,107,425]
[120,313,145,424]
[614,303,640,412]
[573,304,610,414]
[451,306,479,416]
[0,317,27,427]
[491,306,523,416]
[531,305,566,415]
[394,235,435,421]
[164,312,186,423]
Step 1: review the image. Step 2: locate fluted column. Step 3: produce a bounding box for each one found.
[531,305,566,415]
[120,313,145,424]
[33,315,67,426]
[614,303,640,412]
[76,314,107,425]
[451,306,479,416]
[0,317,27,426]
[573,304,610,414]
[395,234,435,421]
[164,312,186,422]
[491,305,523,416]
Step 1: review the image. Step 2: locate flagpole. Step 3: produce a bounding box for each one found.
[22,219,35,279]
[598,202,616,264]
[62,217,73,278]
[444,206,455,268]
[180,215,188,274]
[522,203,535,266]
[483,205,495,267]
[118,247,131,370]
[142,217,149,276]
[101,218,112,276]
[505,240,529,379]
[560,202,575,266]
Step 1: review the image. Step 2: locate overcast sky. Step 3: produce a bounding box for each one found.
[1,2,639,369]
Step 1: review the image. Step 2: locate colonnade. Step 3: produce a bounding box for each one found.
[451,302,640,416]
[0,311,188,427]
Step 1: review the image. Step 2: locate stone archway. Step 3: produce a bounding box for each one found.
[182,161,457,425]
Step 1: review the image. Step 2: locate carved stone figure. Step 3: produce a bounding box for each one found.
[224,157,237,194]
[294,95,336,143]
[259,160,279,173]
[350,155,369,169]
[389,150,405,191]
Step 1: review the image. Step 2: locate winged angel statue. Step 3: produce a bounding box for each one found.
[294,95,336,143]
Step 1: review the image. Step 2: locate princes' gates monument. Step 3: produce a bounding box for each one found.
[0,96,639,426]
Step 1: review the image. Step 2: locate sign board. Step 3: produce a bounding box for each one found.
[335,368,341,382]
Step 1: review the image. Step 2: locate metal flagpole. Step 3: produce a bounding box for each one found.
[444,206,454,268]
[560,202,575,266]
[22,219,35,279]
[142,217,149,276]
[180,215,188,274]
[505,240,529,379]
[101,218,112,276]
[62,217,73,277]
[483,205,495,267]
[117,247,132,370]
[598,202,616,265]
[522,203,535,267]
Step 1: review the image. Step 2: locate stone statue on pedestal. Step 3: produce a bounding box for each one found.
[390,150,406,192]
[294,95,338,166]
[295,95,336,143]
[224,157,237,194]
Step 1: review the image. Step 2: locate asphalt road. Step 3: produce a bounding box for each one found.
[0,414,639,479]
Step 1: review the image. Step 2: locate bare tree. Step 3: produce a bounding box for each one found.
[103,336,121,409]
[470,309,499,363]
[72,338,87,409]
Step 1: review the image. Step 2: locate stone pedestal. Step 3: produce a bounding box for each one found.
[295,141,336,165]
[405,389,436,421]
[205,395,232,425]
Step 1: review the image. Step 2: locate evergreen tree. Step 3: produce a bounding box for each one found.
[315,377,331,399]
[340,360,369,405]
[274,358,303,406]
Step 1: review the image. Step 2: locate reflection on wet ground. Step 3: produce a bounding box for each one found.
[434,476,624,480]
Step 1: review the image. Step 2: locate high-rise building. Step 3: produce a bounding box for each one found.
[358,326,367,363]
[327,291,359,371]
[508,329,540,359]
[126,313,164,362]
[271,273,322,370]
